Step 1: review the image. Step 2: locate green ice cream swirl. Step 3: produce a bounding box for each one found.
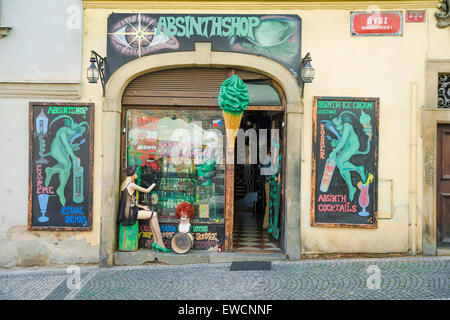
[359,110,371,124]
[217,74,250,115]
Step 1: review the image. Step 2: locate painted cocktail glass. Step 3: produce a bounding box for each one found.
[37,193,50,222]
[357,184,370,217]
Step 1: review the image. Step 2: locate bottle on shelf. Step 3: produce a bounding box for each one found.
[162,158,167,174]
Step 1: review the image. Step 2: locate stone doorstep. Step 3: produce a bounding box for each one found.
[113,250,287,266]
[436,247,450,256]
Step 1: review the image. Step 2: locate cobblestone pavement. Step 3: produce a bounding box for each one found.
[0,256,448,300]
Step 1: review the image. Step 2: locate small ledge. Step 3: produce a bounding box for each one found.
[113,249,286,266]
[0,26,11,39]
[437,246,450,256]
[0,81,81,99]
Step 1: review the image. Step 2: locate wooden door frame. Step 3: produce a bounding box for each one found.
[437,124,450,245]
[224,106,287,252]
[422,59,450,255]
[224,77,287,252]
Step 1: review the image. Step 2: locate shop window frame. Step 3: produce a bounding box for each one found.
[119,70,287,252]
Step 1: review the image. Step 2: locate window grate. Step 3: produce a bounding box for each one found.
[438,73,450,108]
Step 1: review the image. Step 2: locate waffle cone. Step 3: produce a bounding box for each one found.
[223,111,243,149]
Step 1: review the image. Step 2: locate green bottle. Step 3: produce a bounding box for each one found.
[73,158,84,203]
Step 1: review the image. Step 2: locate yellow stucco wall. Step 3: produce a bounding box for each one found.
[81,1,449,255]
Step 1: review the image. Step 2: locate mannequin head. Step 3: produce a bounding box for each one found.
[176,202,195,220]
[176,202,195,234]
[125,165,138,180]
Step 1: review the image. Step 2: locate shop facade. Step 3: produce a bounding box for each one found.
[100,40,302,265]
[1,0,449,268]
[84,1,450,266]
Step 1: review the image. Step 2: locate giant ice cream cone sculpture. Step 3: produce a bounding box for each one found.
[217,74,250,149]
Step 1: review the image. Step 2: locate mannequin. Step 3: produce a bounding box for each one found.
[117,165,170,253]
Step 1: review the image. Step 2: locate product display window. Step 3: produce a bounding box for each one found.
[125,109,225,223]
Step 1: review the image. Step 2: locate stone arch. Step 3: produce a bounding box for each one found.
[99,42,302,266]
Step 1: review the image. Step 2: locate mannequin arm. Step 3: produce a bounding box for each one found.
[129,182,156,194]
[137,203,150,210]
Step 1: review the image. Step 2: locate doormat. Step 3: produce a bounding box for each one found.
[230,261,272,271]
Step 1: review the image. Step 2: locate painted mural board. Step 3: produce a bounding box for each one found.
[28,103,94,231]
[311,97,379,228]
[106,13,302,84]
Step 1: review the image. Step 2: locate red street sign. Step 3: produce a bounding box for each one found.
[406,10,426,23]
[351,11,403,36]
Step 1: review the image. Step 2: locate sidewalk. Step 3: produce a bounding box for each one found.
[0,256,448,300]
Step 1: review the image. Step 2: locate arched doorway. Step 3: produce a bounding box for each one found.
[120,67,285,253]
[99,45,301,266]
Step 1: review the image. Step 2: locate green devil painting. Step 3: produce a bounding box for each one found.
[320,111,374,202]
[41,116,89,206]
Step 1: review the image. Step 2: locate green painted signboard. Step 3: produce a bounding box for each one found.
[28,103,94,231]
[106,13,302,84]
[311,97,379,228]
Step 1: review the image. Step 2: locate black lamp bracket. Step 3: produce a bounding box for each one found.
[90,50,107,96]
[300,52,312,98]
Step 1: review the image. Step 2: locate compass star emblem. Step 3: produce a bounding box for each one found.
[108,13,156,57]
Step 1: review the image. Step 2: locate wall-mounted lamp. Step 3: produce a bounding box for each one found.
[87,50,107,96]
[0,26,11,39]
[301,52,315,98]
[0,2,12,39]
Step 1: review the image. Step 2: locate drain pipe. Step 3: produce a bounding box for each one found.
[409,83,418,255]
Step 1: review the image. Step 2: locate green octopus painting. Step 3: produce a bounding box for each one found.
[41,116,89,206]
[322,111,373,201]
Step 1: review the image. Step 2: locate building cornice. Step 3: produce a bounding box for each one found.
[0,81,81,100]
[83,0,438,10]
